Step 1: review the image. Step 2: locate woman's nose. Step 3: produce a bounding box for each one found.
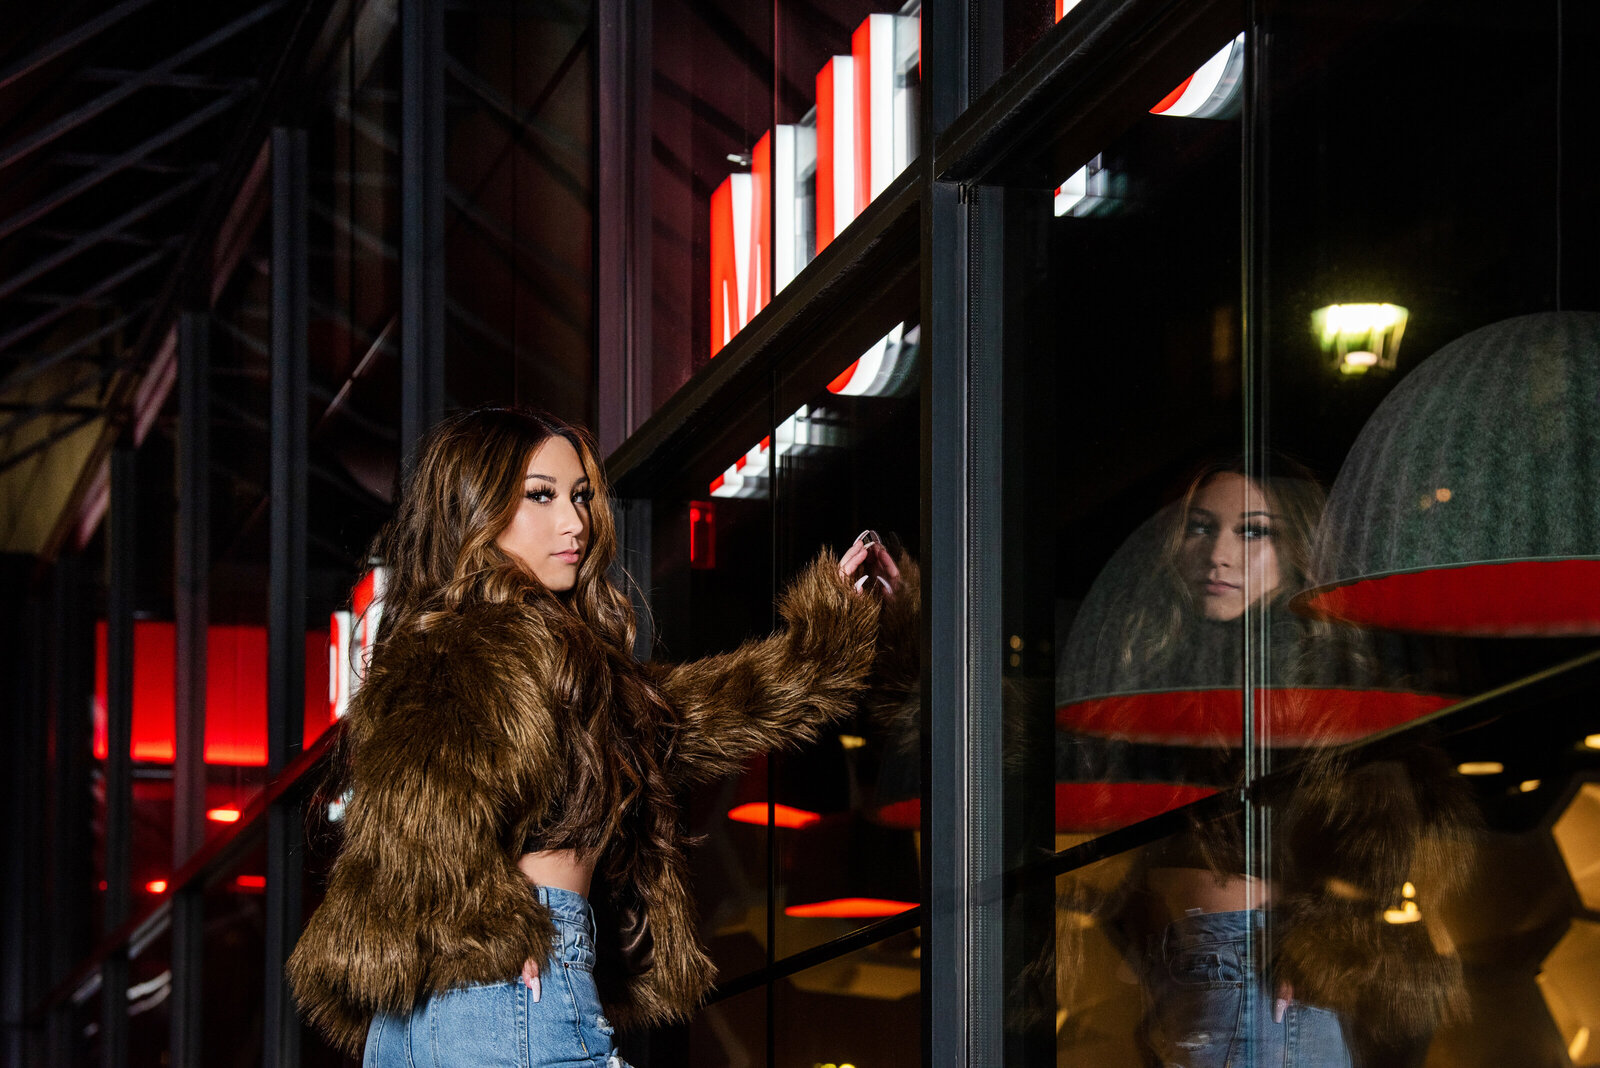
[557,500,585,535]
[1209,534,1238,570]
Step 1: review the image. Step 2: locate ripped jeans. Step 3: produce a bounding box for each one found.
[1143,910,1351,1068]
[364,886,632,1068]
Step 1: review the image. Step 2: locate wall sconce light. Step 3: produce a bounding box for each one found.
[1312,303,1409,375]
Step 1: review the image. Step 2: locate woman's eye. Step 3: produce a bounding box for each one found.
[574,490,595,505]
[525,487,556,503]
[1240,525,1273,540]
[1184,519,1212,537]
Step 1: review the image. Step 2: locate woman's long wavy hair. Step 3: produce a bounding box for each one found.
[354,407,676,889]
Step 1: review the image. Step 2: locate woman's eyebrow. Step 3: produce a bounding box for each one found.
[525,472,557,481]
[1239,511,1280,519]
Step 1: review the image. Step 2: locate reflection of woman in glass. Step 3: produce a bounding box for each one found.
[1119,460,1355,1067]
[1060,458,1470,1067]
[287,408,896,1067]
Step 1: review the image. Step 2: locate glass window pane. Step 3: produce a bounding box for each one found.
[774,930,922,1068]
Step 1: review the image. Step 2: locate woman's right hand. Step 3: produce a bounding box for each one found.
[840,529,900,598]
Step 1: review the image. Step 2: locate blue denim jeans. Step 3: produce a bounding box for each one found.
[364,887,631,1068]
[1144,910,1351,1068]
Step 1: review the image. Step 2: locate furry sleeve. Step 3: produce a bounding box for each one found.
[651,551,882,786]
[287,607,566,1055]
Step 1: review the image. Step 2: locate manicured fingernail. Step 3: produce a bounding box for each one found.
[1274,998,1288,1024]
[530,974,541,1002]
[875,575,893,594]
[854,573,870,592]
[856,528,880,546]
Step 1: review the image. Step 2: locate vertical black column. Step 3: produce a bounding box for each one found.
[102,444,137,1068]
[596,0,652,454]
[2,561,47,1068]
[922,0,998,1062]
[265,126,308,1068]
[400,0,445,466]
[171,310,209,1068]
[48,555,94,1068]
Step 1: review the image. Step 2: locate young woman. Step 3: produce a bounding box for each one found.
[287,407,899,1067]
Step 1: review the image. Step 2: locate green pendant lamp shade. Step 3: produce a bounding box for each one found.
[1294,312,1600,635]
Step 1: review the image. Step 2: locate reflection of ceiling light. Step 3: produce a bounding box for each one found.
[205,806,241,823]
[1586,734,1600,750]
[1458,761,1504,775]
[145,880,168,894]
[1520,780,1543,793]
[1313,303,1409,375]
[1383,900,1421,924]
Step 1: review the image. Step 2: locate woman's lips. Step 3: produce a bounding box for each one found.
[553,549,583,564]
[1202,579,1238,596]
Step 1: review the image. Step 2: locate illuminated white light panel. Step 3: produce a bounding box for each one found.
[774,124,817,292]
[1151,33,1245,119]
[1053,155,1108,218]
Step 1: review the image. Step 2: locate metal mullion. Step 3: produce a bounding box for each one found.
[400,0,446,465]
[0,88,248,245]
[596,0,651,453]
[48,555,94,1068]
[102,444,137,1068]
[170,310,209,1068]
[0,170,213,305]
[0,0,284,174]
[265,127,308,1068]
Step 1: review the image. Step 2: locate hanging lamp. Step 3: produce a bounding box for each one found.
[1294,311,1600,636]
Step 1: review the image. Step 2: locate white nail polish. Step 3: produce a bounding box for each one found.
[1274,998,1288,1024]
[531,974,541,1003]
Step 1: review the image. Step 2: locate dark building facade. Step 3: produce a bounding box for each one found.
[3,1,1600,1066]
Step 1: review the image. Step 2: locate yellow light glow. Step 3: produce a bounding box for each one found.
[838,734,866,750]
[1402,882,1416,899]
[1585,734,1600,750]
[1520,779,1542,793]
[1316,302,1407,340]
[1312,302,1410,375]
[1457,761,1504,776]
[1571,1025,1590,1062]
[1383,900,1421,924]
[1009,634,1024,650]
[1434,487,1452,502]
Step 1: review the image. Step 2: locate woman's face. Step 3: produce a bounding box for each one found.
[495,435,592,593]
[1179,471,1281,621]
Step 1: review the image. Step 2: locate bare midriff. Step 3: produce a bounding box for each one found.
[518,849,597,898]
[1146,866,1273,923]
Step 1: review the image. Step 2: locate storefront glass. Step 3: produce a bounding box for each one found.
[987,0,1600,1064]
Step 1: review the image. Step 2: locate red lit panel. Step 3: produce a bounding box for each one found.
[1055,688,1453,747]
[727,802,822,829]
[785,897,916,918]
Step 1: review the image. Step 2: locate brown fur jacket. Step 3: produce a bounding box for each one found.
[286,553,882,1055]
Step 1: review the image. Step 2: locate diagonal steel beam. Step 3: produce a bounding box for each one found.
[0,169,212,305]
[0,0,161,95]
[0,366,113,440]
[0,306,148,393]
[0,244,173,356]
[79,69,258,92]
[0,411,100,476]
[0,89,246,244]
[0,1,283,174]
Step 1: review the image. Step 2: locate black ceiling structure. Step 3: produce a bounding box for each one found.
[0,0,335,561]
